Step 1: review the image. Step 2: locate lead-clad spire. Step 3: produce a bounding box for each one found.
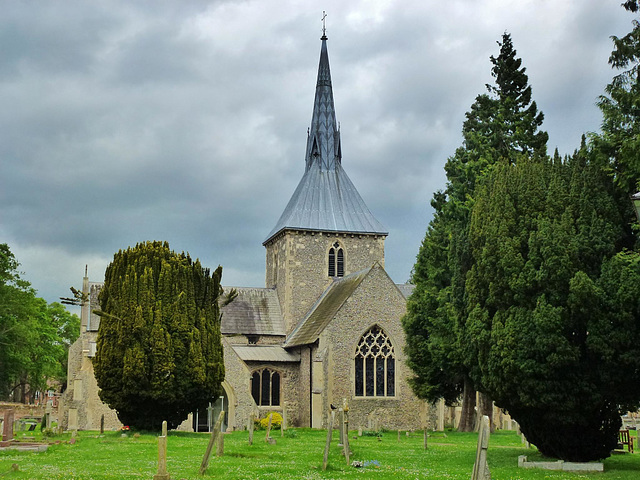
[305,32,341,172]
[263,29,387,245]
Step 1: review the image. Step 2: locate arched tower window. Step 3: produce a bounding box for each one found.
[328,242,344,277]
[251,368,281,406]
[354,326,395,397]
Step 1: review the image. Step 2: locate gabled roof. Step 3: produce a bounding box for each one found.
[221,287,285,336]
[264,34,386,245]
[284,267,371,348]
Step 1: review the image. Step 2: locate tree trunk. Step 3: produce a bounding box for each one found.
[478,391,494,432]
[457,376,476,432]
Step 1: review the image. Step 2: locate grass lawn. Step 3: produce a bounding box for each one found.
[1,427,639,479]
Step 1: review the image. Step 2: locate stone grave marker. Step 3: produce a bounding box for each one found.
[2,410,14,443]
[423,427,428,450]
[471,415,491,480]
[100,414,104,434]
[282,402,287,437]
[153,421,170,480]
[265,413,276,445]
[322,410,336,471]
[199,411,225,475]
[342,405,350,465]
[248,413,255,445]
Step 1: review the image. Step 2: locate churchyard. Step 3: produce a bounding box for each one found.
[1,424,639,479]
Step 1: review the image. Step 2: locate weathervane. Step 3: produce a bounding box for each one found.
[322,11,327,37]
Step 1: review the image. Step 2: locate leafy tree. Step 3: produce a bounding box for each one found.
[0,244,79,401]
[466,149,640,461]
[93,241,234,430]
[403,33,547,431]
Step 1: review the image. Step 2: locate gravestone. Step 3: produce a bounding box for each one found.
[265,413,276,445]
[471,415,491,480]
[423,427,428,450]
[342,404,350,465]
[153,421,170,480]
[282,402,287,438]
[248,413,255,445]
[4,410,15,440]
[322,410,336,471]
[199,411,225,475]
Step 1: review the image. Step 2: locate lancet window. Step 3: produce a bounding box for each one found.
[328,242,344,277]
[354,326,395,397]
[251,368,281,407]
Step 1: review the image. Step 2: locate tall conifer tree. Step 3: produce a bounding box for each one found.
[403,33,547,431]
[94,241,234,430]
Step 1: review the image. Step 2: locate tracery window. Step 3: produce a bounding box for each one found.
[251,368,280,406]
[328,242,344,277]
[354,326,395,397]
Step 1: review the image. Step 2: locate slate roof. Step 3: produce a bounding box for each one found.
[231,345,300,363]
[396,283,415,299]
[264,34,387,245]
[221,287,286,336]
[284,267,371,348]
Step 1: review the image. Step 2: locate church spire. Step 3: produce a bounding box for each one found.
[305,15,341,172]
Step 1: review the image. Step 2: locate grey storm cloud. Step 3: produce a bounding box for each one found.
[0,0,633,306]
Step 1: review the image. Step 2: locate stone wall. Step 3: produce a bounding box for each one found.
[265,230,386,334]
[317,264,427,431]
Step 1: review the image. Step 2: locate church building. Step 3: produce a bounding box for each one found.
[61,31,427,432]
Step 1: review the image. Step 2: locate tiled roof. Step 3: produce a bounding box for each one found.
[221,287,285,336]
[231,345,300,363]
[284,267,370,347]
[396,283,415,299]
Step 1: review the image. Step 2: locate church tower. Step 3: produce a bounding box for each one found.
[263,30,388,334]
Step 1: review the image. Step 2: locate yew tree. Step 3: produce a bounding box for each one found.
[94,241,233,430]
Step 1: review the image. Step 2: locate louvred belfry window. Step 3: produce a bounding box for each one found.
[328,242,344,277]
[354,326,395,397]
[251,369,280,406]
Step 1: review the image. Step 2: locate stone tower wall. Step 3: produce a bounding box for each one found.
[265,230,386,334]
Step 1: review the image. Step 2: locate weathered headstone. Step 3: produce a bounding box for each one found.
[2,410,14,443]
[322,410,336,471]
[437,398,445,431]
[358,426,363,437]
[281,402,287,438]
[199,411,225,475]
[248,413,255,445]
[471,415,491,480]
[265,413,276,444]
[342,402,351,465]
[423,427,428,450]
[153,421,170,480]
[100,414,104,434]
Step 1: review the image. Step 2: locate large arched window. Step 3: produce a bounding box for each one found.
[251,368,280,406]
[354,326,395,397]
[328,242,345,277]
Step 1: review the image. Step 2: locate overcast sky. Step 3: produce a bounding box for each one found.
[0,0,634,310]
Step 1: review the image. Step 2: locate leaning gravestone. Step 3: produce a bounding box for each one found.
[471,415,491,480]
[199,411,225,475]
[322,410,336,471]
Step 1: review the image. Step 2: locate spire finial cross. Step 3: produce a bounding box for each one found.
[321,11,327,37]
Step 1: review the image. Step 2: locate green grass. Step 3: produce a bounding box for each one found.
[1,428,639,479]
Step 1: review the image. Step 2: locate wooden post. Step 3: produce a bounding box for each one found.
[153,421,170,480]
[322,411,336,471]
[397,430,401,442]
[248,413,255,445]
[99,414,104,434]
[199,411,225,475]
[337,409,344,445]
[423,427,428,450]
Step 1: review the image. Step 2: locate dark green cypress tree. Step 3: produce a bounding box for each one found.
[403,32,547,431]
[466,148,640,461]
[93,241,234,430]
